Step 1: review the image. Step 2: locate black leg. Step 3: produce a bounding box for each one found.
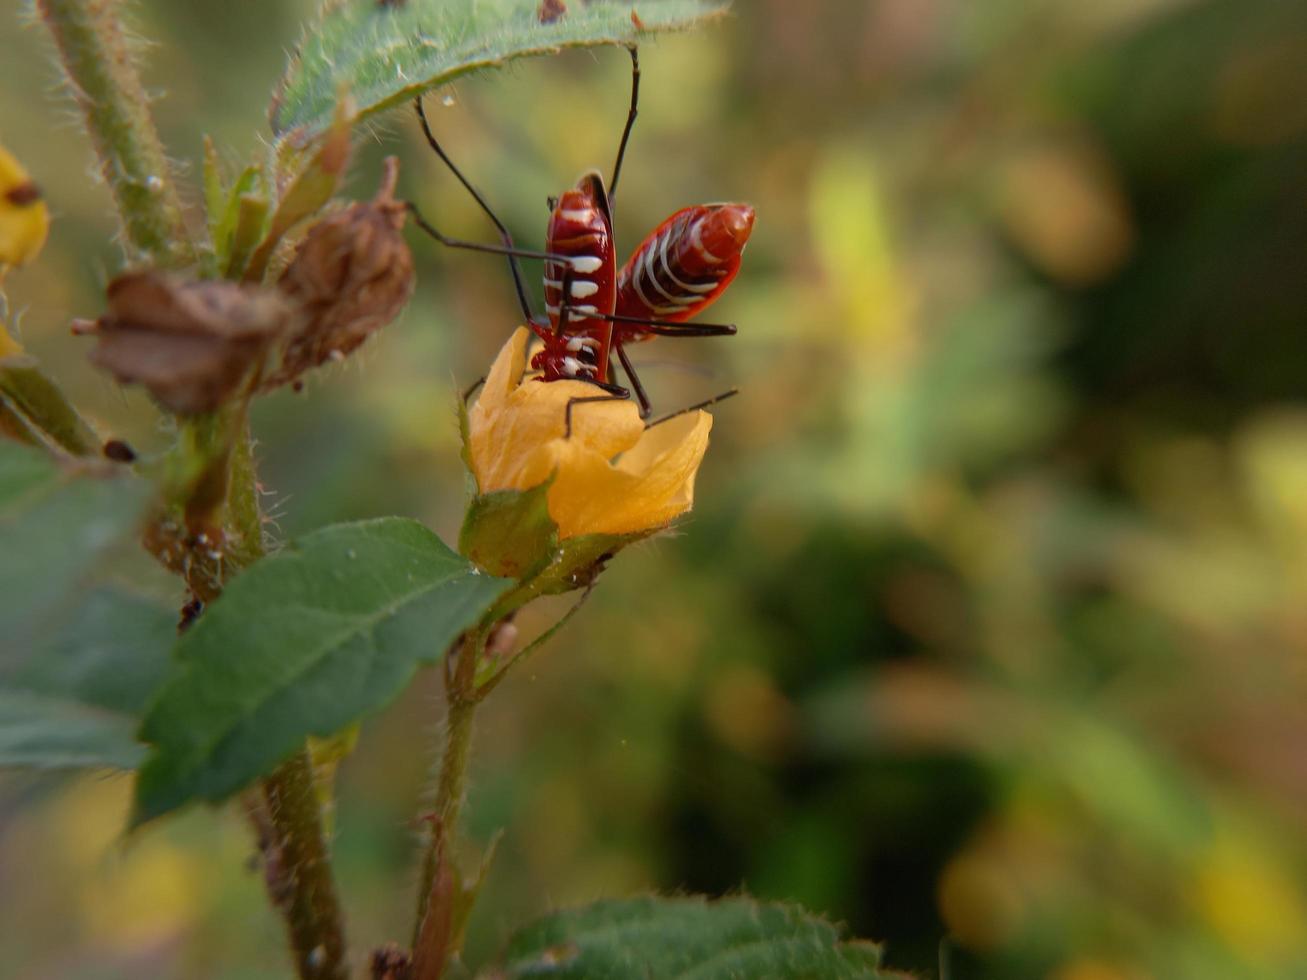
[608,46,640,205]
[414,96,535,321]
[565,393,629,439]
[579,309,737,336]
[615,341,652,419]
[407,204,568,264]
[645,388,738,429]
[553,265,576,338]
[461,376,486,403]
[638,323,738,338]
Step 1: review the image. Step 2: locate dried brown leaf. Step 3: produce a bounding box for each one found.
[78,272,295,415]
[266,156,414,389]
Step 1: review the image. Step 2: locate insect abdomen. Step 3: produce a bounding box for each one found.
[616,204,755,326]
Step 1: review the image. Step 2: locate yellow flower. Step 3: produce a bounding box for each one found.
[0,144,49,271]
[467,327,713,540]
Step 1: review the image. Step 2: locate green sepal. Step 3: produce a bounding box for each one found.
[242,98,353,283]
[528,529,652,598]
[219,167,268,279]
[459,477,658,601]
[459,481,557,581]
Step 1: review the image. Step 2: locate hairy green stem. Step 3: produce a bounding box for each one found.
[226,421,348,980]
[262,749,350,980]
[164,415,349,979]
[36,0,193,266]
[411,630,485,970]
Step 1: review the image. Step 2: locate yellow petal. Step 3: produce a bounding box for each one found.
[466,327,715,540]
[469,327,644,492]
[0,144,49,271]
[545,410,712,538]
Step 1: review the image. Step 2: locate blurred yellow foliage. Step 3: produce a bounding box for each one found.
[808,146,917,355]
[937,851,1025,950]
[1194,830,1307,960]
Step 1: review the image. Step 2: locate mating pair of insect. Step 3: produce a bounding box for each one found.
[406,46,753,427]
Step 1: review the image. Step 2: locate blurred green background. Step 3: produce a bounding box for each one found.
[3,1,1307,977]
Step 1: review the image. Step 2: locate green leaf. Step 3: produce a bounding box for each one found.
[0,589,175,771]
[13,588,175,715]
[133,518,515,824]
[271,0,732,141]
[0,442,150,643]
[489,896,889,979]
[0,689,145,770]
[0,360,100,456]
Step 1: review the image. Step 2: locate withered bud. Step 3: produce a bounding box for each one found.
[368,945,412,980]
[266,156,414,390]
[75,272,295,415]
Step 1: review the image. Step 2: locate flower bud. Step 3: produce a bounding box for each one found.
[459,328,714,590]
[76,271,295,415]
[265,156,413,389]
[0,144,49,271]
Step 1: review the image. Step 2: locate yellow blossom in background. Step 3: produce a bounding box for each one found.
[0,143,49,272]
[467,327,713,540]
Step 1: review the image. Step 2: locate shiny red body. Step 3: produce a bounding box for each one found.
[530,176,754,388]
[615,203,755,337]
[531,172,615,384]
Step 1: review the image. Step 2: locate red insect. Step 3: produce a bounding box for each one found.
[406,46,753,420]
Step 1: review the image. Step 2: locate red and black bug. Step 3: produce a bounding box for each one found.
[405,46,753,421]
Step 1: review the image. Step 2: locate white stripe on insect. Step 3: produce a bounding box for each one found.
[644,235,682,305]
[570,256,603,274]
[658,230,717,296]
[690,218,722,264]
[546,303,600,319]
[644,235,699,307]
[563,356,594,377]
[544,278,599,300]
[628,263,660,313]
[560,209,592,223]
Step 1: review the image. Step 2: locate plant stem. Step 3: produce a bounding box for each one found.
[165,415,349,979]
[411,631,485,973]
[36,0,193,267]
[261,750,350,980]
[223,421,348,980]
